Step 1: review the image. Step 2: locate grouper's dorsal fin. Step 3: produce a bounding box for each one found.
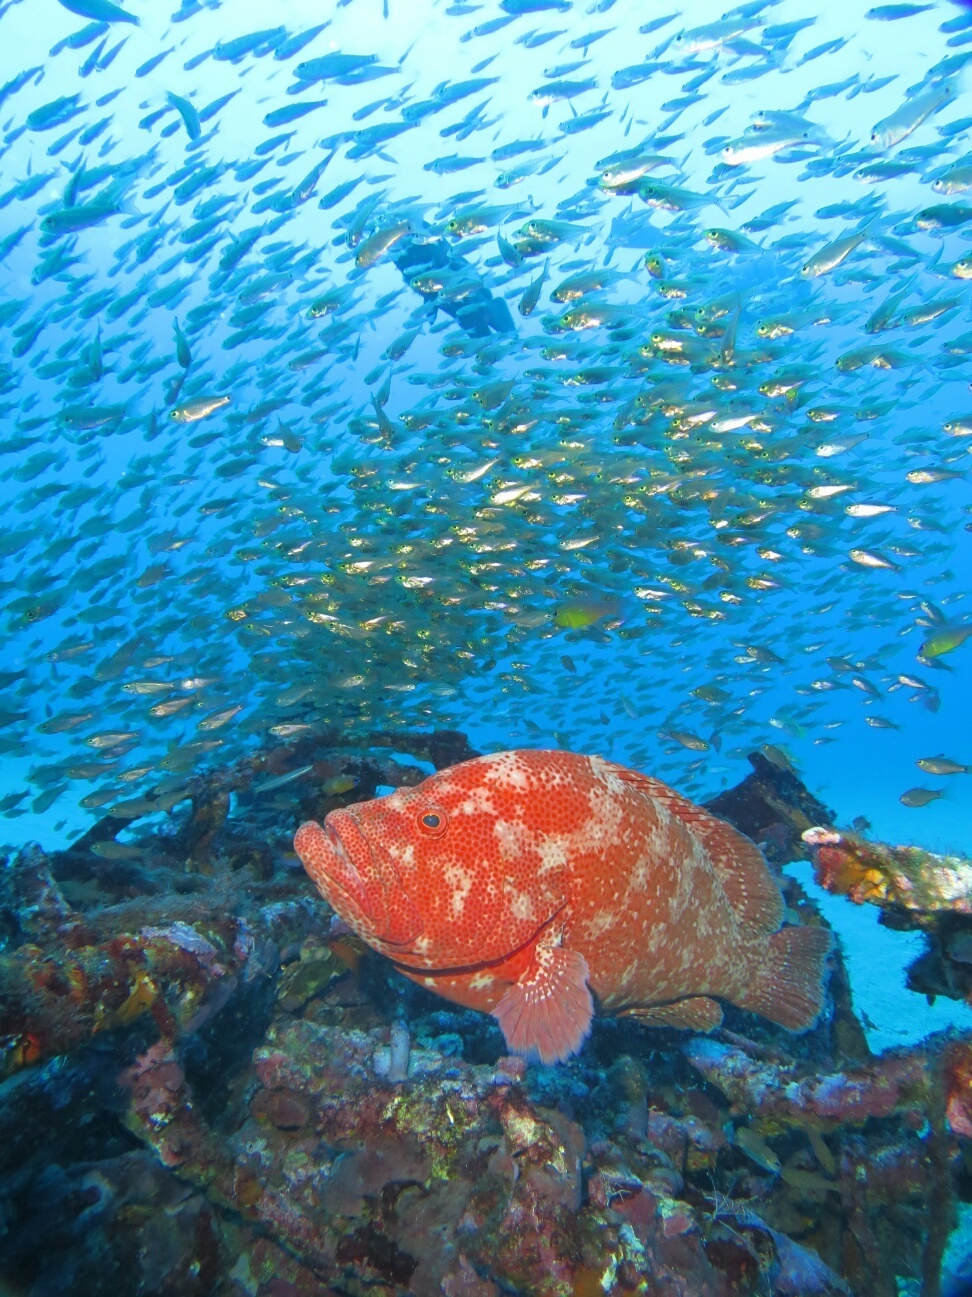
[610,763,785,936]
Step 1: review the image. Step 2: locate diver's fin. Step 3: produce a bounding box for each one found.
[491,935,592,1066]
[736,925,833,1031]
[621,996,723,1032]
[612,764,784,935]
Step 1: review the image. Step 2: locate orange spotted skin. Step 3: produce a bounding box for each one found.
[294,750,828,1051]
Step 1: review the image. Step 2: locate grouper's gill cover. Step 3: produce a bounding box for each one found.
[295,749,833,1065]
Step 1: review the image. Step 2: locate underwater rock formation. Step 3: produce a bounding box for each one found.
[706,752,837,867]
[803,826,972,1012]
[0,734,964,1295]
[804,827,972,918]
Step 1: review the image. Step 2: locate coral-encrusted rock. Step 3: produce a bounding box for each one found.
[705,751,835,865]
[944,1040,972,1138]
[324,1137,432,1217]
[442,1254,501,1297]
[804,826,972,916]
[498,1093,586,1211]
[0,895,321,1081]
[683,1036,929,1126]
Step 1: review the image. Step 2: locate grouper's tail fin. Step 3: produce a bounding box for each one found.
[738,925,834,1032]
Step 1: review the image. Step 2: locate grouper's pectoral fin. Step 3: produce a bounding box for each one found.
[620,996,723,1032]
[491,932,593,1066]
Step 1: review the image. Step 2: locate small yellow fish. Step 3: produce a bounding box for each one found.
[801,227,869,279]
[108,789,188,818]
[170,394,231,423]
[733,1125,781,1174]
[321,774,358,796]
[90,840,147,860]
[806,1126,837,1175]
[355,221,412,270]
[920,624,972,660]
[692,684,731,704]
[554,598,618,629]
[197,705,243,731]
[781,1167,835,1198]
[899,787,943,808]
[944,417,972,437]
[86,731,139,748]
[760,744,795,773]
[849,548,899,571]
[660,729,710,752]
[916,756,968,776]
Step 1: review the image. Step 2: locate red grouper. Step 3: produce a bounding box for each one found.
[294,749,833,1065]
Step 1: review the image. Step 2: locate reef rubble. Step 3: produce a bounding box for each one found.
[0,730,967,1296]
[803,826,972,1014]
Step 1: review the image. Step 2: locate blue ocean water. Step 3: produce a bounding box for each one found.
[1,1,972,1291]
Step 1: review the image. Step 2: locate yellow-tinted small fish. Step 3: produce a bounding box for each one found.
[944,417,972,438]
[733,1126,781,1174]
[86,731,138,748]
[933,161,972,194]
[108,789,188,818]
[916,756,968,776]
[801,227,869,278]
[554,598,618,629]
[197,705,243,731]
[692,684,731,704]
[760,744,795,773]
[849,548,899,571]
[899,787,943,808]
[704,228,760,253]
[355,220,412,270]
[170,394,231,423]
[920,624,972,659]
[322,774,359,796]
[781,1167,835,1198]
[91,840,147,860]
[906,468,963,485]
[660,729,709,752]
[806,1126,837,1175]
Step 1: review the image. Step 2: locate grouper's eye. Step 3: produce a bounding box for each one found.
[417,807,448,837]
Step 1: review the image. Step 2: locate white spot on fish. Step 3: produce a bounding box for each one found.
[456,786,498,817]
[444,862,472,915]
[510,890,534,922]
[483,750,532,791]
[537,835,568,875]
[494,817,534,860]
[583,908,617,940]
[387,841,415,868]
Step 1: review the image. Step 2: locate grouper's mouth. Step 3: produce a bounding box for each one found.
[321,806,425,948]
[321,810,376,925]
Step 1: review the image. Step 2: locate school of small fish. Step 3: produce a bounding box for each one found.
[0,0,970,826]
